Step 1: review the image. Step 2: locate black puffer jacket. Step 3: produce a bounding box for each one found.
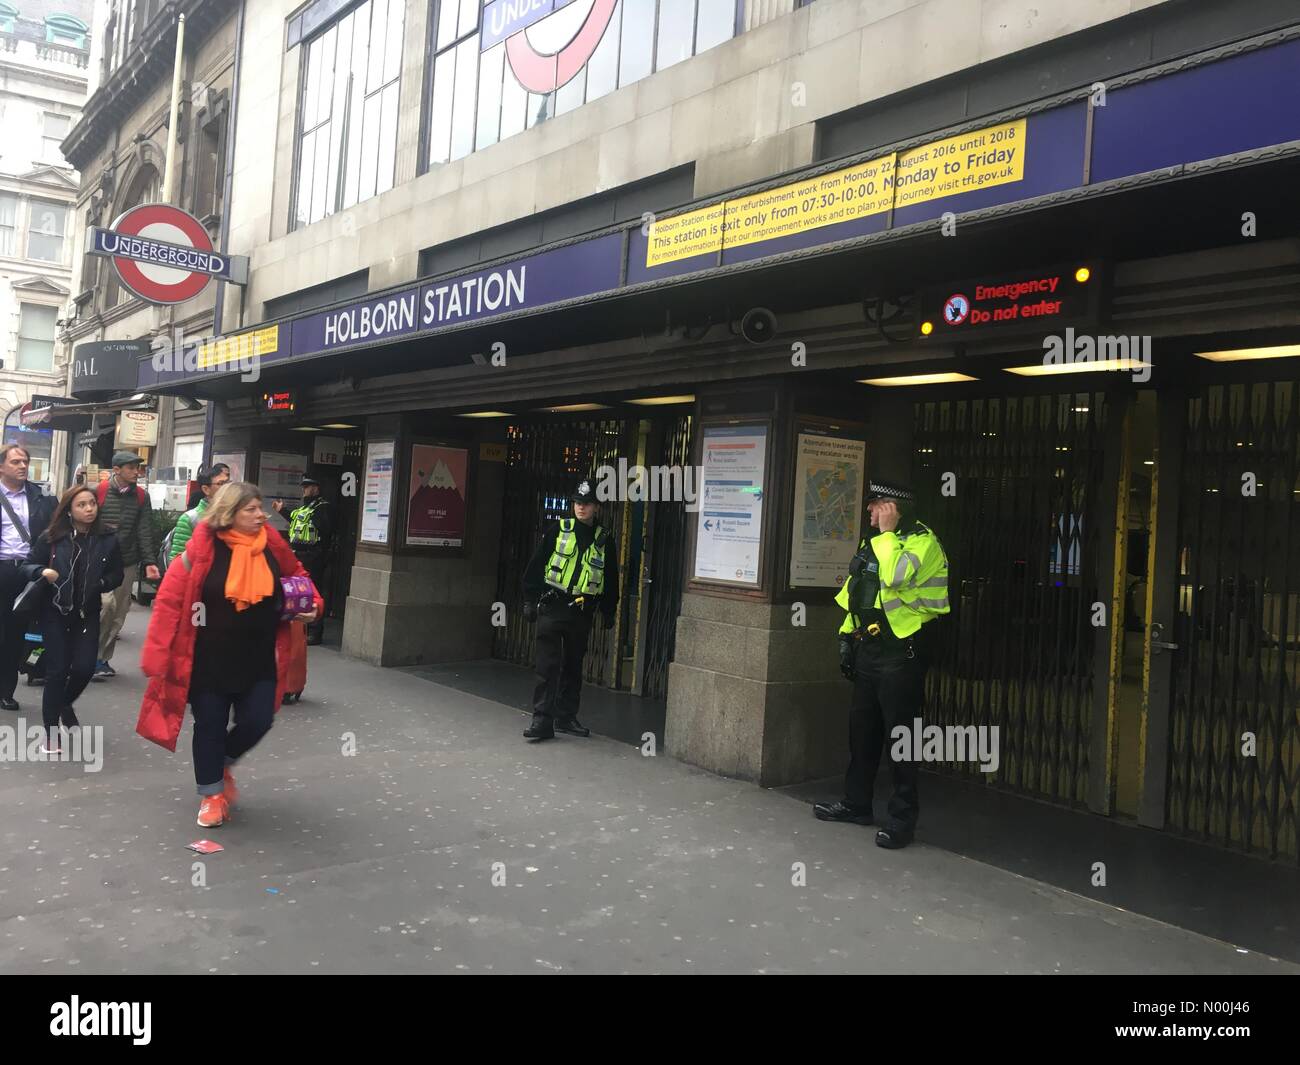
[22,529,124,616]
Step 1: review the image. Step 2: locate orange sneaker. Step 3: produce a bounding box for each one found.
[223,767,239,807]
[197,794,229,828]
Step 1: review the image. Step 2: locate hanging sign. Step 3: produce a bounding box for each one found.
[90,204,249,305]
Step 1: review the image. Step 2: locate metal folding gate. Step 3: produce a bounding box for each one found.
[913,393,1111,806]
[1168,380,1300,863]
[492,413,693,697]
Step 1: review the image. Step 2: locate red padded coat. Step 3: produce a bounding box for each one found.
[136,521,324,752]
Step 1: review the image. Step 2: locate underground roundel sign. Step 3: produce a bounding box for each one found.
[484,0,619,94]
[91,204,246,305]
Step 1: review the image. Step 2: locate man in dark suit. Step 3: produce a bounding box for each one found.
[0,443,55,711]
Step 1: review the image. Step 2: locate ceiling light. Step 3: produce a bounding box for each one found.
[625,395,695,406]
[858,373,978,387]
[537,403,610,412]
[320,423,358,429]
[287,426,323,431]
[1004,359,1147,377]
[1195,344,1300,362]
[457,411,513,418]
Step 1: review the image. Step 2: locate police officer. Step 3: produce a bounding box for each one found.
[520,478,620,741]
[272,476,333,644]
[814,479,950,849]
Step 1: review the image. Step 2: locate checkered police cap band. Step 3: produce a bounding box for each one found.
[865,480,915,502]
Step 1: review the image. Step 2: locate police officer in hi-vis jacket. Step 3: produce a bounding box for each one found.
[521,479,620,742]
[814,479,950,849]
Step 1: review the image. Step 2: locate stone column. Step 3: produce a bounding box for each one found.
[342,415,507,666]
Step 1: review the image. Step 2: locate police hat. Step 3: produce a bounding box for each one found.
[864,479,915,504]
[572,478,597,504]
[301,476,320,487]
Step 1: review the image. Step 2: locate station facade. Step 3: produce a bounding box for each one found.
[98,0,1300,863]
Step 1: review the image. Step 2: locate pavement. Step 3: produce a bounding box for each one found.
[1,608,1296,975]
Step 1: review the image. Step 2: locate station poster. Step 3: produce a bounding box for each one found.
[259,450,307,531]
[361,441,395,545]
[406,444,468,547]
[789,431,865,588]
[693,424,767,586]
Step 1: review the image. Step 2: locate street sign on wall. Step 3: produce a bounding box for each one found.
[90,204,248,305]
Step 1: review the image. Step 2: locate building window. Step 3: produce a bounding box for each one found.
[26,202,68,262]
[105,164,160,306]
[17,304,58,373]
[294,0,406,228]
[191,91,228,221]
[428,0,738,167]
[0,193,16,257]
[45,14,90,48]
[0,2,16,33]
[43,113,72,163]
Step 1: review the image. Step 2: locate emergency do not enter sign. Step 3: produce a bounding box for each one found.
[919,264,1100,340]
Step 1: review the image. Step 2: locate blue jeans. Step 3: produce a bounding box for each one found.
[190,680,276,796]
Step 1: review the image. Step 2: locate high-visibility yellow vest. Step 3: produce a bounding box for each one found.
[288,499,324,546]
[836,522,950,638]
[544,518,607,596]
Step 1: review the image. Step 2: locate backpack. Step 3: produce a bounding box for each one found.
[95,480,147,506]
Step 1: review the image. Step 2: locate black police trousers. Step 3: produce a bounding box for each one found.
[844,626,930,832]
[531,605,593,720]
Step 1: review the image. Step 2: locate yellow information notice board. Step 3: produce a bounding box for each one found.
[195,325,280,370]
[893,118,1026,208]
[645,117,1028,268]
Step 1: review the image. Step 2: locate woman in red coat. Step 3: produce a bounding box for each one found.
[138,482,323,827]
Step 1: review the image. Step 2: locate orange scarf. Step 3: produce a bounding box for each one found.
[216,527,274,612]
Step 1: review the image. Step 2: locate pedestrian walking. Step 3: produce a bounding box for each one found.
[94,451,160,679]
[520,478,619,741]
[168,463,230,563]
[20,485,123,752]
[814,479,950,849]
[137,482,322,828]
[0,443,56,714]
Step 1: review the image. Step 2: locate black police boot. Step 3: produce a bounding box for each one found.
[555,715,590,737]
[523,714,555,741]
[813,800,873,825]
[875,825,914,849]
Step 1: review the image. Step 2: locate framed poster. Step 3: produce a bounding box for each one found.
[405,444,468,547]
[789,430,866,588]
[361,440,395,545]
[211,451,246,483]
[693,423,768,586]
[259,451,307,503]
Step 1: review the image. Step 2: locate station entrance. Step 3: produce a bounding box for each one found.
[492,410,694,700]
[909,377,1300,863]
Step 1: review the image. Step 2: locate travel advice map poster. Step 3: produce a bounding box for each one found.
[406,444,468,547]
[789,432,865,588]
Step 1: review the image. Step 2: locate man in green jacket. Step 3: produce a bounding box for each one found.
[94,451,161,678]
[168,463,230,562]
[814,479,950,849]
